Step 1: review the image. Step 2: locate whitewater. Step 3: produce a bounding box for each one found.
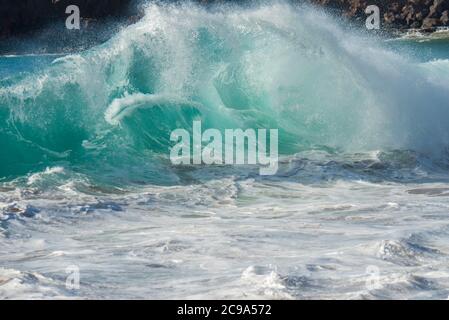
[1,1,449,299]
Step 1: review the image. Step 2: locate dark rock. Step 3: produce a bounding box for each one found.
[384,12,396,24]
[422,17,440,28]
[311,0,449,30]
[0,0,133,39]
[441,10,449,24]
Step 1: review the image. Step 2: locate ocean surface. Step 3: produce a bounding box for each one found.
[1,2,449,299]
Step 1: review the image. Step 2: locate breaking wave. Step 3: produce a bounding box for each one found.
[1,1,449,182]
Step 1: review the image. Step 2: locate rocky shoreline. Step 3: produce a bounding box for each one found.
[1,0,449,37]
[0,0,448,54]
[312,0,449,31]
[0,0,134,39]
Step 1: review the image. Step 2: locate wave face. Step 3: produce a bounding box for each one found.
[1,2,449,181]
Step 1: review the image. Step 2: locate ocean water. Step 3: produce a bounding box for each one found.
[1,2,449,299]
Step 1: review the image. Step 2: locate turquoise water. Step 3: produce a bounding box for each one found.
[386,38,449,62]
[1,5,449,183]
[1,2,449,299]
[0,54,62,78]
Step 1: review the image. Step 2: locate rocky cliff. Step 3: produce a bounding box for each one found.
[1,0,448,40]
[0,0,133,39]
[312,0,449,30]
